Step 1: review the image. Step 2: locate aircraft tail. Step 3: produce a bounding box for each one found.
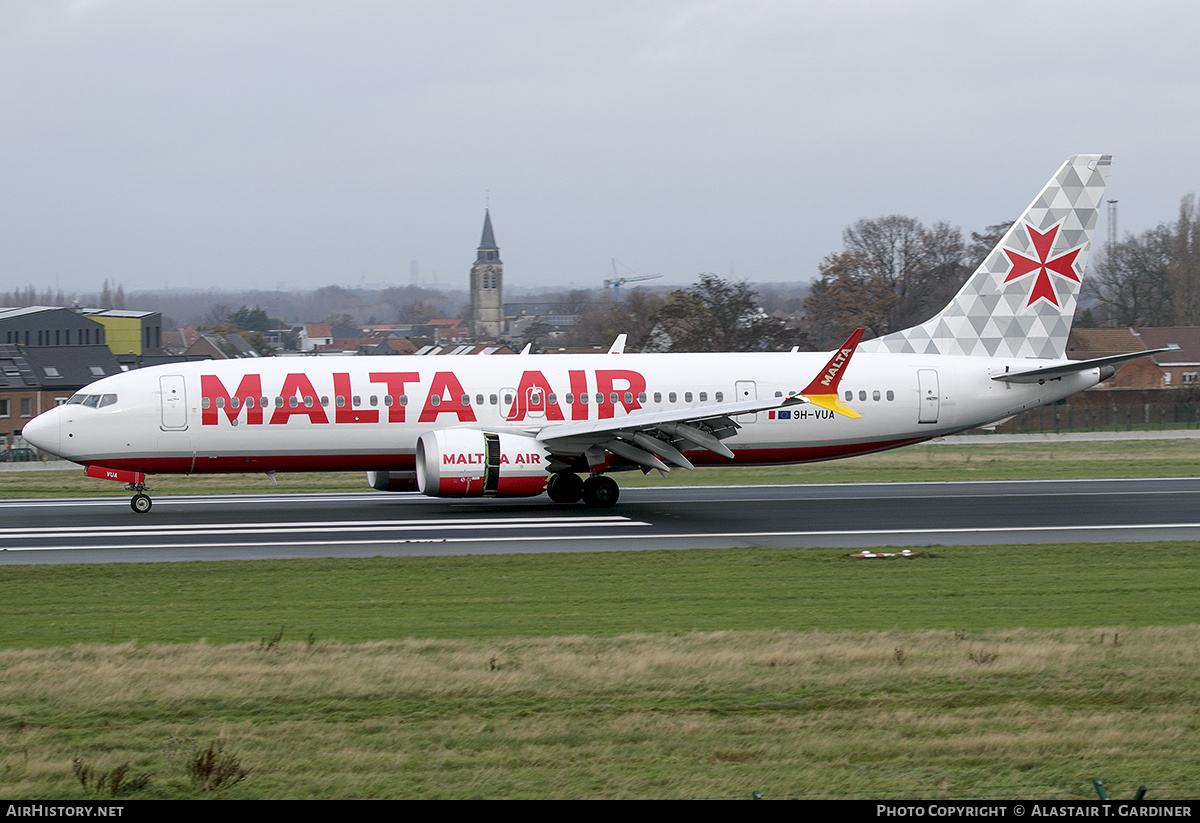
[857,154,1111,360]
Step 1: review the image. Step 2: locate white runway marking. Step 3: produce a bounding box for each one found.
[6,521,1197,554]
[3,515,647,552]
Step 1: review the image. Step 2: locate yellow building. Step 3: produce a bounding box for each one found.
[80,310,162,356]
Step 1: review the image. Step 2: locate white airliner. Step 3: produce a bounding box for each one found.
[24,155,1157,513]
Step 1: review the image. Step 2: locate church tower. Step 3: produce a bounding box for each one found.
[469,209,504,339]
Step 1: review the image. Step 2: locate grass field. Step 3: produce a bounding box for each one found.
[3,438,1198,799]
[2,544,1199,799]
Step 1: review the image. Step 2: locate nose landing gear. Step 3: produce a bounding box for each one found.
[83,466,154,513]
[128,485,153,513]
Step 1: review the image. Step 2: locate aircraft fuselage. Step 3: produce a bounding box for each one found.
[27,351,1098,475]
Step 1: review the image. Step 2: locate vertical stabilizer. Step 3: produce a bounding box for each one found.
[857,155,1110,360]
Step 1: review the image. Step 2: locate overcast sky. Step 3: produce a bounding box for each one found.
[3,1,1199,297]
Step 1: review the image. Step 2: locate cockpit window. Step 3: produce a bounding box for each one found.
[82,395,100,408]
[66,394,86,405]
[98,394,117,408]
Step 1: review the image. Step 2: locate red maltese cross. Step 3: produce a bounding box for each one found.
[1003,224,1081,307]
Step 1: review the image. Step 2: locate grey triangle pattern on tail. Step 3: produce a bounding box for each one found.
[857,155,1110,360]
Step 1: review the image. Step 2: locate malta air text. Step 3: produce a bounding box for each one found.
[199,369,648,426]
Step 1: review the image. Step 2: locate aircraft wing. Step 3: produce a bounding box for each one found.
[534,329,866,473]
[534,393,807,471]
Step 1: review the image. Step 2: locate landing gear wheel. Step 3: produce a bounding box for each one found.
[131,493,152,514]
[581,475,620,508]
[547,472,584,504]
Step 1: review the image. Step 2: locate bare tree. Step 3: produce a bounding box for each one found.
[1167,195,1200,324]
[1084,227,1172,326]
[803,217,970,348]
[652,273,794,352]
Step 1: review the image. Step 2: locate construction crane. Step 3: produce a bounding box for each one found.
[604,259,662,303]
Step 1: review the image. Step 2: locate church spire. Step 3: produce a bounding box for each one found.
[476,209,500,264]
[470,208,504,338]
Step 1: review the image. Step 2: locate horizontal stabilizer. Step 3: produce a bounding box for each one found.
[992,348,1171,384]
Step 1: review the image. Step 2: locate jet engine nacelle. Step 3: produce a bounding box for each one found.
[416,429,550,498]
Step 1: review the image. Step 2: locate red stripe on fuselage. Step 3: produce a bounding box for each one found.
[77,438,930,475]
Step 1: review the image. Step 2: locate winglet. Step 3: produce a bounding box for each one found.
[800,328,864,419]
[607,334,627,355]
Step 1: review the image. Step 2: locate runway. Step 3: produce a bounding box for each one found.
[2,477,1199,565]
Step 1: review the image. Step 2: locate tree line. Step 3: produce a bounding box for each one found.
[1084,196,1200,327]
[11,192,1198,354]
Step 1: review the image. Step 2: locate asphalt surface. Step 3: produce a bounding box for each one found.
[2,477,1199,565]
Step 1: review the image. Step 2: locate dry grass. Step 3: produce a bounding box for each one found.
[2,628,1198,799]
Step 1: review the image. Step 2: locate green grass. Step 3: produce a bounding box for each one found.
[4,437,1200,498]
[2,544,1199,649]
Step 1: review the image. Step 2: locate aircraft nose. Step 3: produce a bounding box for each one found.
[22,407,61,457]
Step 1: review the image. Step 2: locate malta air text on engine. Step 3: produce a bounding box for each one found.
[199,369,649,426]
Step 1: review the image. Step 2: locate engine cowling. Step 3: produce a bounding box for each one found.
[416,429,550,498]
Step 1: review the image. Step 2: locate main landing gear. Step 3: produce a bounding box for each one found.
[547,472,619,508]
